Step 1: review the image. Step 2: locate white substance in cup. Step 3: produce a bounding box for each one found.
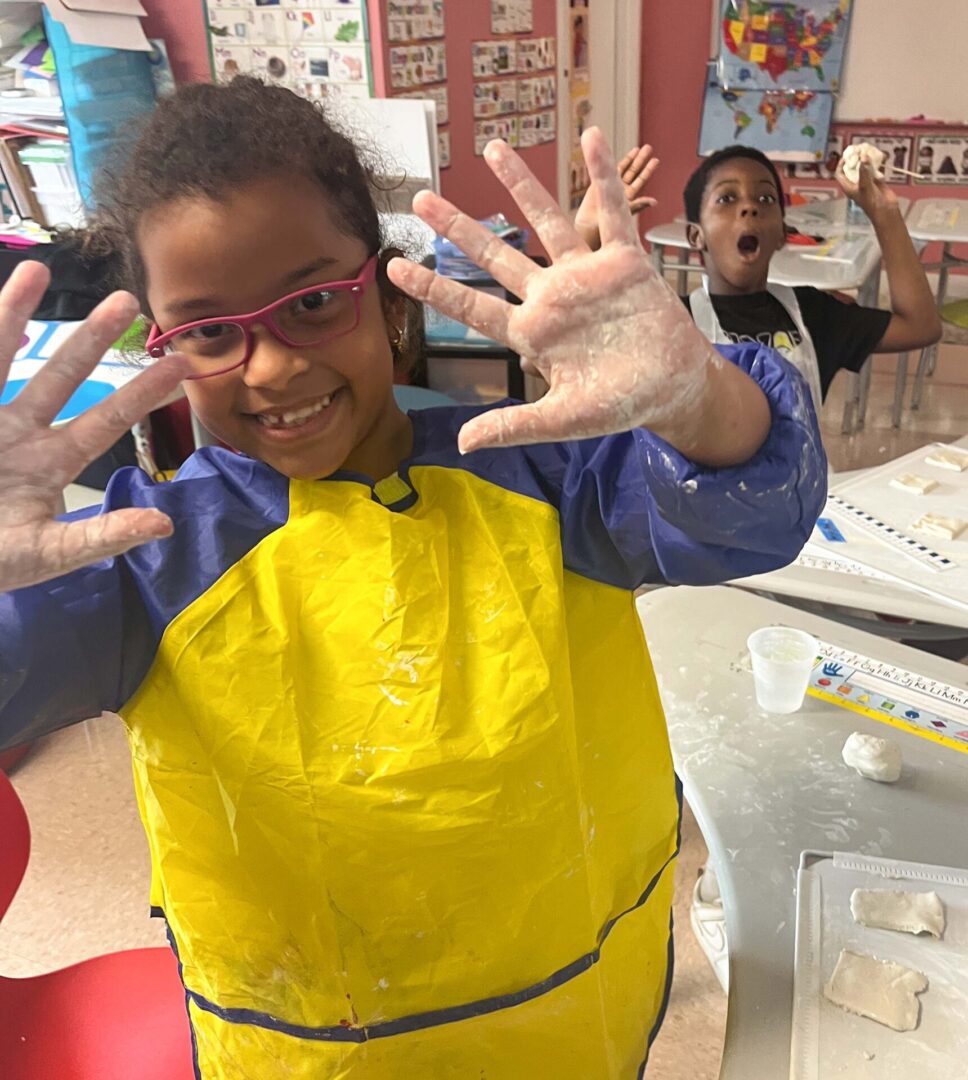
[746,626,819,714]
[842,731,902,782]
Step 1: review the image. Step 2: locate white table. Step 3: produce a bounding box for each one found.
[732,436,968,634]
[905,199,968,410]
[638,586,968,1080]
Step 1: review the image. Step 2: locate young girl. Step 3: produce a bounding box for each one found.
[0,78,826,1078]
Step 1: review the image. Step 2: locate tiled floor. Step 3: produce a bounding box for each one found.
[1,349,966,1078]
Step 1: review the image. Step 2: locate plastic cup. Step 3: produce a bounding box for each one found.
[746,626,820,715]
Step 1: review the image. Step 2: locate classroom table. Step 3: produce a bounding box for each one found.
[638,585,968,1080]
[732,435,968,635]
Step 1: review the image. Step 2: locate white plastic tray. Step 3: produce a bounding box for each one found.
[791,851,968,1080]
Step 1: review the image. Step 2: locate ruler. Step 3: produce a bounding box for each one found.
[826,495,957,572]
[808,642,968,755]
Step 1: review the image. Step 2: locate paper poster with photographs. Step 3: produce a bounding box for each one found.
[491,0,532,34]
[386,0,445,43]
[517,74,555,113]
[845,133,914,185]
[518,108,555,148]
[915,135,968,185]
[474,79,518,119]
[396,85,449,126]
[205,1,373,99]
[474,116,519,155]
[516,36,555,73]
[790,132,843,178]
[472,40,517,79]
[389,42,447,88]
[438,128,451,169]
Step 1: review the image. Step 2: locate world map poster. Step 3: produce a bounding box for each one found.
[698,61,834,161]
[717,0,853,92]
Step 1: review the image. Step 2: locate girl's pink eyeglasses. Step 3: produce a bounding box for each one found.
[145,255,379,380]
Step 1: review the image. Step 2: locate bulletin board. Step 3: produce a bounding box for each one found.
[202,1,374,101]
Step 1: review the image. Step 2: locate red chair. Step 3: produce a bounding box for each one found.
[0,769,196,1080]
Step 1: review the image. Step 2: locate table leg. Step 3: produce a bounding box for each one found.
[840,370,859,435]
[856,357,873,430]
[926,243,951,377]
[650,242,664,278]
[675,247,690,298]
[891,352,909,427]
[911,345,931,411]
[507,353,526,401]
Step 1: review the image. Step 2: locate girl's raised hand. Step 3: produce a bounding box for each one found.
[0,262,188,593]
[389,127,722,456]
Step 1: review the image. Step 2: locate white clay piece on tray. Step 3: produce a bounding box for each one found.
[910,513,967,541]
[850,888,946,939]
[842,731,902,782]
[823,949,928,1032]
[889,472,938,495]
[924,448,968,472]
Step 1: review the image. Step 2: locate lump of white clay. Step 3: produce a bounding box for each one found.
[842,142,887,184]
[924,448,968,472]
[910,513,967,541]
[889,473,937,496]
[824,949,928,1032]
[851,888,946,939]
[842,731,902,782]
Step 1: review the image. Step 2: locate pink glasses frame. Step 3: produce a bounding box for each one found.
[145,255,380,380]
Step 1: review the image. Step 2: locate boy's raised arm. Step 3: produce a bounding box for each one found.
[838,158,942,353]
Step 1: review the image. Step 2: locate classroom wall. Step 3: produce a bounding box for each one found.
[638,1,712,227]
[368,0,559,232]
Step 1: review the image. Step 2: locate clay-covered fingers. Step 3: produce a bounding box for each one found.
[14,509,176,592]
[10,291,142,427]
[387,258,513,346]
[0,261,51,391]
[582,128,639,248]
[457,393,571,454]
[483,139,587,260]
[410,189,538,296]
[61,352,190,470]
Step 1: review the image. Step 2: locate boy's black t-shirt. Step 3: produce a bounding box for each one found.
[686,286,892,400]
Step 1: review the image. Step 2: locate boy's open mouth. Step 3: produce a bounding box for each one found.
[737,233,760,257]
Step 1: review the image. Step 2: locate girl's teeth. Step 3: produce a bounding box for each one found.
[258,395,332,428]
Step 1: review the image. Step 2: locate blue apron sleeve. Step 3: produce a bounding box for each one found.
[0,449,289,753]
[0,530,155,753]
[549,342,828,588]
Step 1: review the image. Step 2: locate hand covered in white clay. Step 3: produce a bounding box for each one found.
[837,143,898,217]
[840,142,887,184]
[388,128,730,455]
[0,262,188,593]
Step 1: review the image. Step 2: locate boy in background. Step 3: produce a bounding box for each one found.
[683,145,941,414]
